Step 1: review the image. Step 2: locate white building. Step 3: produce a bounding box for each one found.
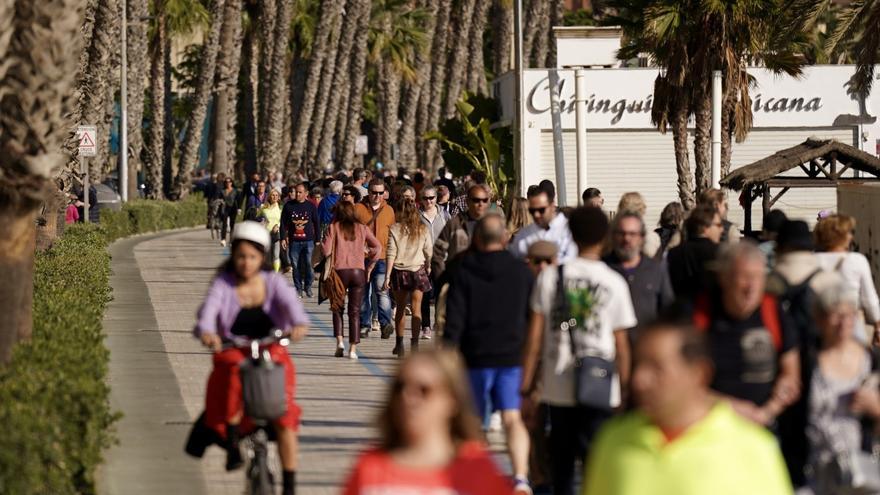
[494,26,880,229]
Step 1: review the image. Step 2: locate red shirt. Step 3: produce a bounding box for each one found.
[342,441,513,495]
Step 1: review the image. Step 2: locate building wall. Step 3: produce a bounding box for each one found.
[838,184,880,292]
[496,65,880,229]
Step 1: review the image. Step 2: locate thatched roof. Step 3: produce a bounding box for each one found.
[720,138,880,191]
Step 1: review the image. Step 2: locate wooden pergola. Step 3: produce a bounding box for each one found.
[720,138,880,233]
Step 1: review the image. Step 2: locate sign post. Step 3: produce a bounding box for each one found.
[77,125,98,223]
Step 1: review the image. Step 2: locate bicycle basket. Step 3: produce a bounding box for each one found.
[239,359,287,420]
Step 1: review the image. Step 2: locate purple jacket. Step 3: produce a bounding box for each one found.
[194,271,309,340]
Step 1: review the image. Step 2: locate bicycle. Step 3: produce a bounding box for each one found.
[224,330,291,495]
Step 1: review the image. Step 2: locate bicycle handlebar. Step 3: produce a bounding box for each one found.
[221,329,291,352]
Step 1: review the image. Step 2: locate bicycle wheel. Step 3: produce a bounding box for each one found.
[247,432,274,495]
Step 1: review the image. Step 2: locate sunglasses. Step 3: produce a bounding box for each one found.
[529,207,547,215]
[614,230,642,237]
[469,197,489,204]
[530,257,553,266]
[342,192,352,197]
[370,190,385,196]
[422,196,436,201]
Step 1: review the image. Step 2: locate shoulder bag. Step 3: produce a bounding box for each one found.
[320,225,346,312]
[554,265,615,411]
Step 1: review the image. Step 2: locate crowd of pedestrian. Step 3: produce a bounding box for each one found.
[196,164,880,495]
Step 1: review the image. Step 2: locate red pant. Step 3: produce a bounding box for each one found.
[204,344,300,440]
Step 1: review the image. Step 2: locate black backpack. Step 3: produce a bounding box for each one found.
[770,268,821,488]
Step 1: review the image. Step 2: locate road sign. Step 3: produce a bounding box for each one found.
[77,125,97,157]
[355,135,369,155]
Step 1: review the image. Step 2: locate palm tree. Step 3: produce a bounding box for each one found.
[305,5,345,169]
[287,0,344,175]
[417,0,452,170]
[258,0,293,175]
[491,0,513,77]
[172,0,227,198]
[257,0,277,156]
[612,0,807,202]
[0,0,86,362]
[442,0,480,118]
[465,0,492,95]
[826,0,880,98]
[212,0,243,176]
[398,0,439,169]
[145,0,168,198]
[127,0,150,199]
[316,0,371,170]
[369,0,429,169]
[338,0,373,169]
[71,0,119,183]
[144,0,210,198]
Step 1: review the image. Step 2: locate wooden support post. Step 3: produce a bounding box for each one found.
[762,182,771,221]
[744,185,753,234]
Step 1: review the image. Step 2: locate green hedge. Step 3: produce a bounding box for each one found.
[0,198,208,494]
[0,225,116,494]
[100,194,206,242]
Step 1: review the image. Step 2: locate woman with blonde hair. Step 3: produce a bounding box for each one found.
[506,197,533,238]
[616,191,663,257]
[384,199,433,358]
[814,214,880,345]
[260,188,283,271]
[342,349,514,494]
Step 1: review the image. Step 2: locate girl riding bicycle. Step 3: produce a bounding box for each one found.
[192,221,309,495]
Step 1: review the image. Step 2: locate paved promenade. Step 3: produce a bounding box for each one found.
[100,228,502,494]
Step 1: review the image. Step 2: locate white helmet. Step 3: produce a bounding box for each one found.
[232,221,270,252]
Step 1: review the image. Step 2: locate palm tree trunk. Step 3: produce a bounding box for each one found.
[420,0,452,169]
[466,0,492,95]
[317,0,368,170]
[257,0,277,155]
[523,0,545,68]
[238,18,258,177]
[127,0,149,198]
[531,0,551,68]
[398,0,438,170]
[443,0,480,118]
[546,0,563,67]
[71,0,118,182]
[306,5,345,168]
[260,0,294,176]
[145,0,166,199]
[692,82,712,195]
[671,101,696,209]
[289,0,345,175]
[0,0,87,363]
[376,60,403,169]
[161,31,173,196]
[212,0,243,176]
[338,0,372,168]
[173,0,227,198]
[491,0,513,77]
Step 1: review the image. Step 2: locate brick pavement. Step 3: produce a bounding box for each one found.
[102,228,506,495]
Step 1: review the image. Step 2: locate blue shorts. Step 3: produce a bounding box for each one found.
[467,366,523,421]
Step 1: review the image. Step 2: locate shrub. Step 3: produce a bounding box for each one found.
[99,194,206,242]
[0,225,116,494]
[0,198,208,494]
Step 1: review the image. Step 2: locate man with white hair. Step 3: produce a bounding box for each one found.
[691,242,801,427]
[317,180,343,234]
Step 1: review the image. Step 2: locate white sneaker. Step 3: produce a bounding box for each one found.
[349,350,359,360]
[220,239,226,247]
[488,411,502,432]
[371,319,380,332]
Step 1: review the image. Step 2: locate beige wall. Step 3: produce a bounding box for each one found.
[838,184,880,292]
